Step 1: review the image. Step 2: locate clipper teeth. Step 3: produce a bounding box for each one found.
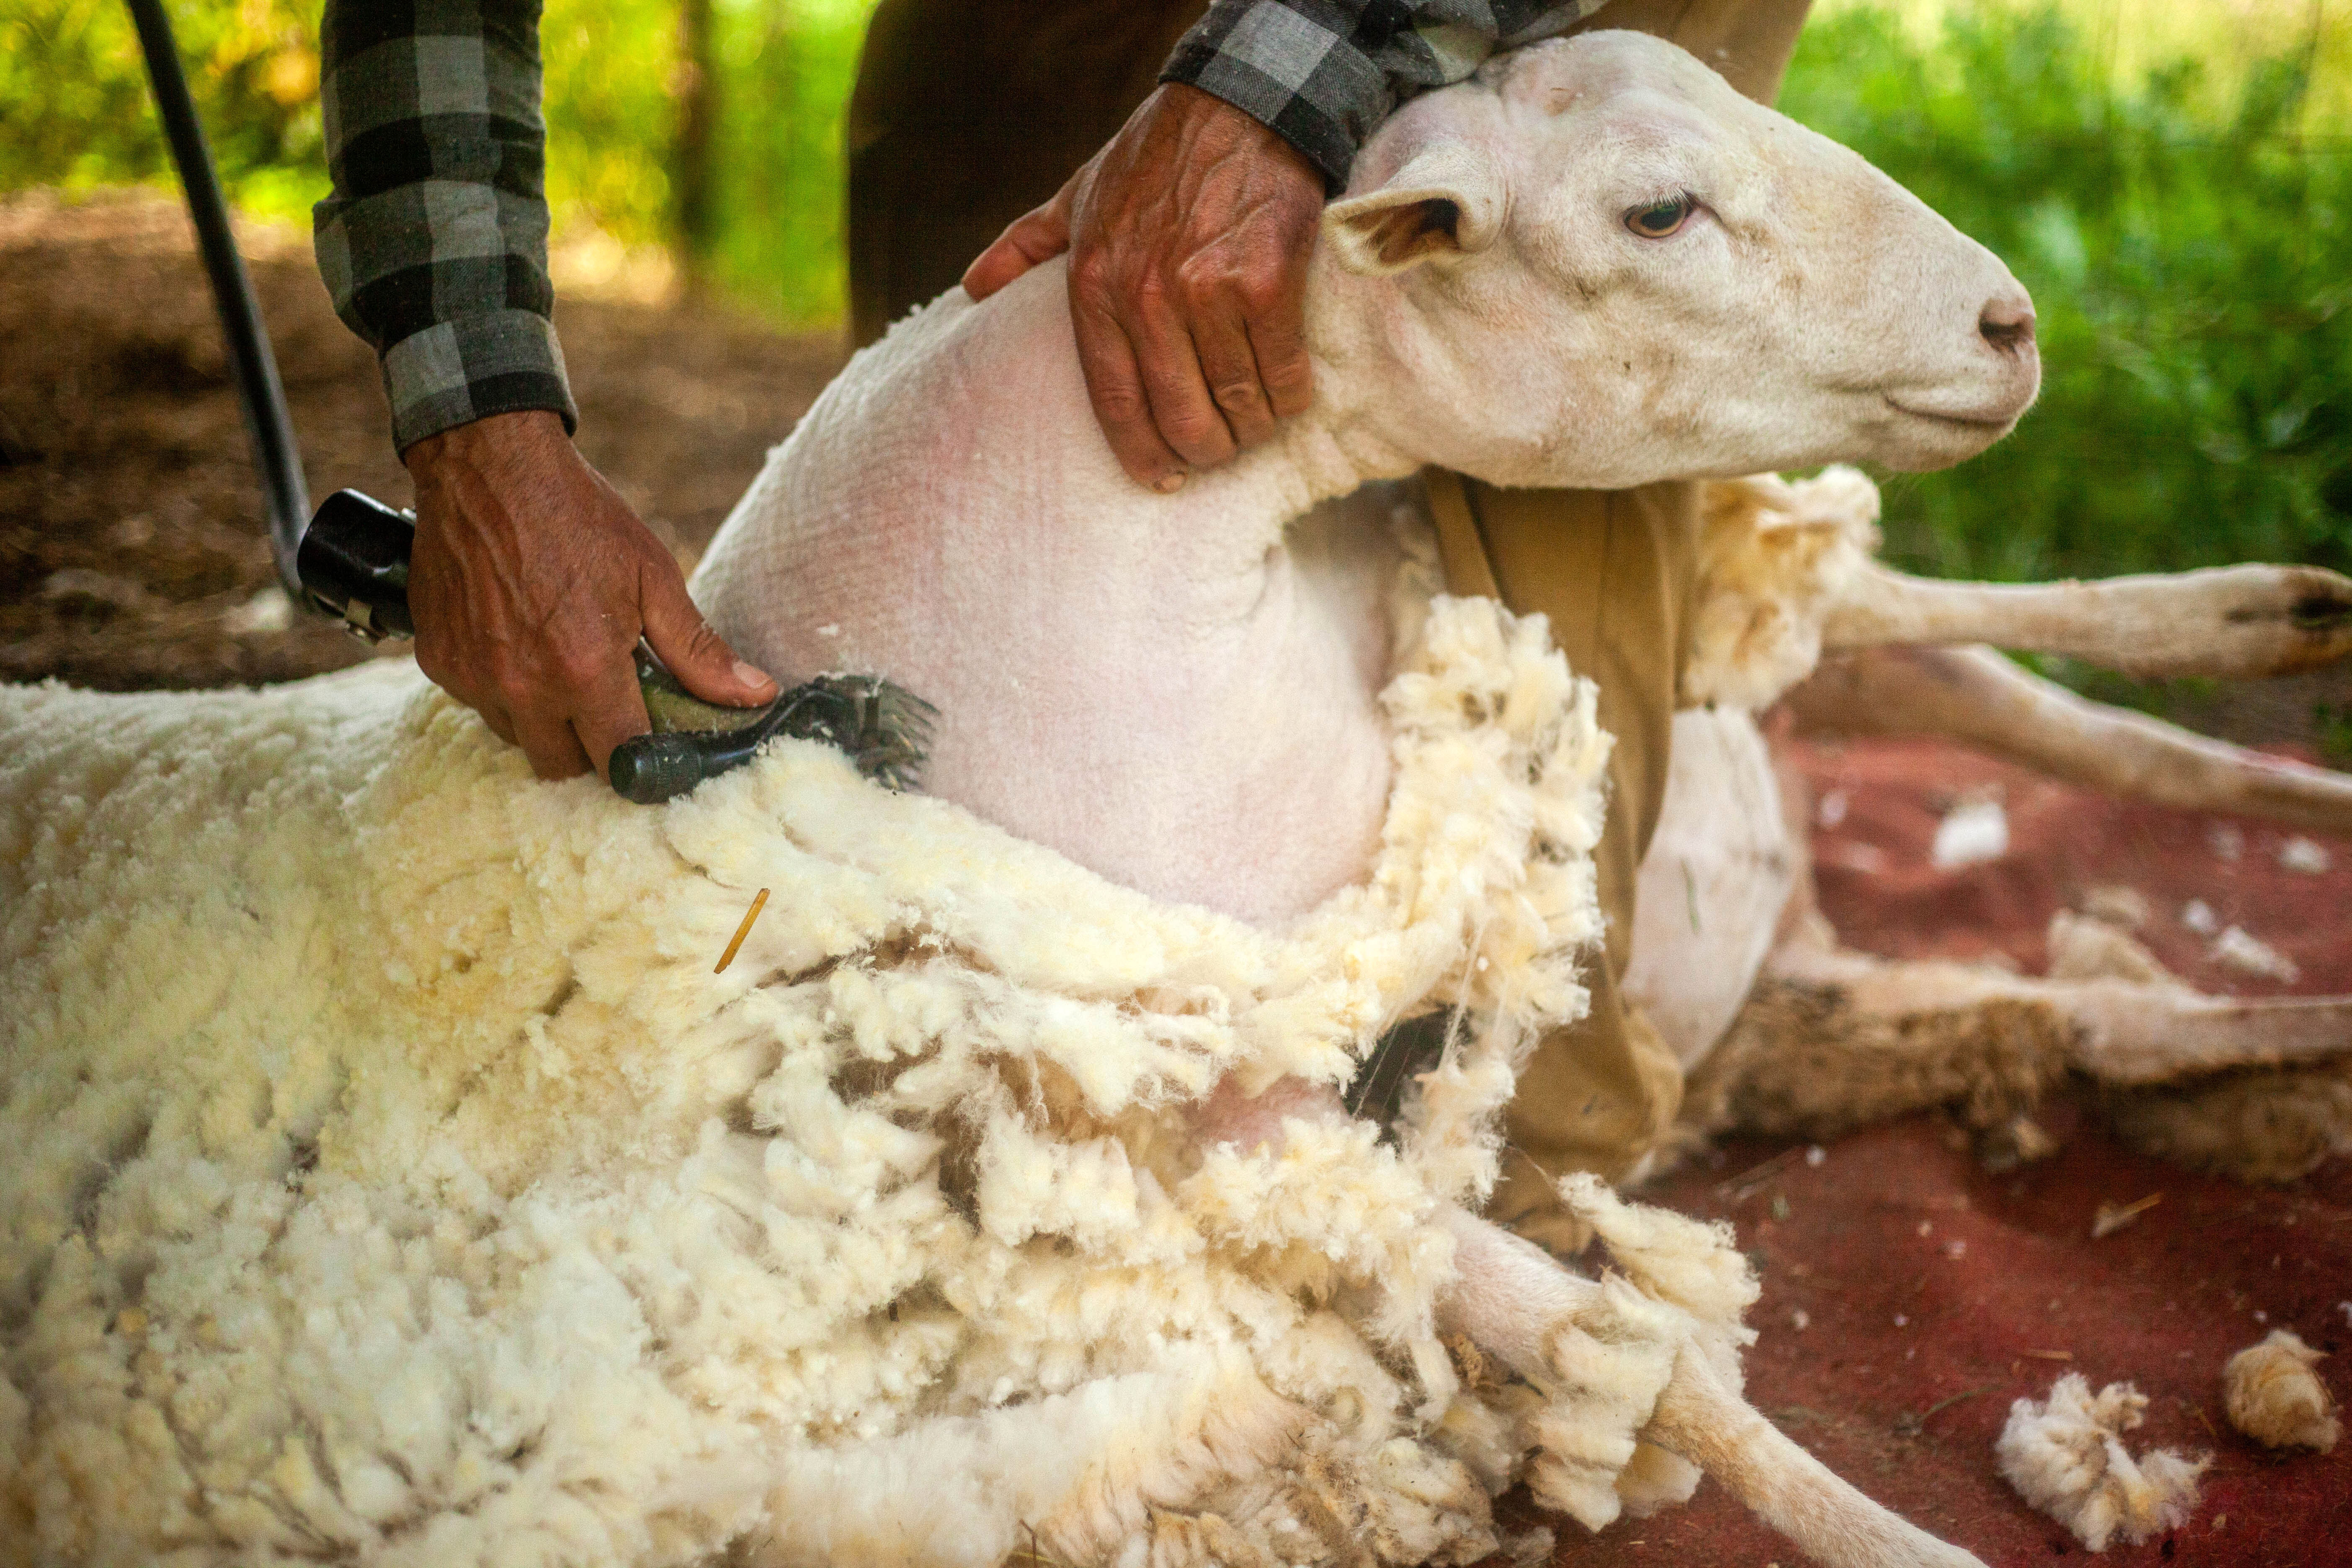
[805,675,938,792]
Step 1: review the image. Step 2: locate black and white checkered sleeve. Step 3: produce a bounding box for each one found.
[1161,0,1614,187]
[312,0,576,454]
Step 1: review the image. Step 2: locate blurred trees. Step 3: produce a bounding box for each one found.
[0,0,875,318]
[673,0,720,287]
[1,0,327,218]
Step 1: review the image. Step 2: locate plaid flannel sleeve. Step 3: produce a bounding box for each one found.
[1161,0,1615,187]
[312,0,576,454]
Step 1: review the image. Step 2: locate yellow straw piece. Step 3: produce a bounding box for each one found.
[2090,1191,2163,1240]
[714,888,770,974]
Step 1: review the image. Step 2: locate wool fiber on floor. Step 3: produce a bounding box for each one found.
[2223,1330,2339,1452]
[1995,1374,2208,1551]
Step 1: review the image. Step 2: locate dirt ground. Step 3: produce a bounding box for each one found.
[6,190,2347,1565]
[0,190,841,693]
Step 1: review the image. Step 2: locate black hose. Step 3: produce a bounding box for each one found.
[126,0,310,593]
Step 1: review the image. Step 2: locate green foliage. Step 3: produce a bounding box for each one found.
[1780,4,2352,580]
[0,0,326,223]
[2318,699,2352,763]
[696,0,872,321]
[537,0,681,262]
[480,0,871,320]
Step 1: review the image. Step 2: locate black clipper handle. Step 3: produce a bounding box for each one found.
[608,676,936,805]
[607,732,728,804]
[297,489,416,642]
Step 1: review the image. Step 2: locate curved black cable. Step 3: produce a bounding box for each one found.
[126,0,310,593]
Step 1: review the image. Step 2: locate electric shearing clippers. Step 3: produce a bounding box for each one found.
[297,490,936,802]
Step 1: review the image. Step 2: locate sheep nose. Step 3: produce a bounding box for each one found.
[1979,294,2037,356]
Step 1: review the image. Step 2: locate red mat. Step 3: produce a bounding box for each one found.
[1532,736,2352,1567]
[1799,734,2352,996]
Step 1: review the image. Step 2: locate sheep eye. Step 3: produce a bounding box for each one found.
[1624,196,1693,239]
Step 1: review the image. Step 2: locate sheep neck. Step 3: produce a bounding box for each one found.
[929,256,1420,568]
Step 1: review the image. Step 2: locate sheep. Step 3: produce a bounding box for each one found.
[5,30,2047,1568]
[689,32,2040,928]
[0,610,1983,1568]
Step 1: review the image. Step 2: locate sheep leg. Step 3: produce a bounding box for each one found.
[1199,1083,1988,1566]
[1818,560,2352,678]
[1762,940,2352,1092]
[1783,644,2352,837]
[1649,1368,1984,1568]
[1437,1210,1984,1568]
[2055,984,2352,1083]
[1643,1343,1983,1568]
[1436,1205,1607,1374]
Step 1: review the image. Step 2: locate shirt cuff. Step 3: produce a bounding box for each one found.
[1160,0,1394,188]
[379,309,578,452]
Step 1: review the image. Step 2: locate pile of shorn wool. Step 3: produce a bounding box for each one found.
[0,590,1769,1568]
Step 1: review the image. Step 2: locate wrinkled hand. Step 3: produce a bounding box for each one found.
[403,409,777,781]
[963,83,1326,492]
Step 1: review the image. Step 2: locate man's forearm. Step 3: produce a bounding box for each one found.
[1159,0,1614,188]
[313,0,576,452]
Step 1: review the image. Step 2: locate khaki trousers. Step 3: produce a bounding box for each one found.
[848,0,1814,1253]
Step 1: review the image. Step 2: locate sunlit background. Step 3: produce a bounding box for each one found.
[4,0,2348,681]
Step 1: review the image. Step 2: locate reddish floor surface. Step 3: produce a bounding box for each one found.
[1798,735,2352,997]
[1538,736,2352,1568]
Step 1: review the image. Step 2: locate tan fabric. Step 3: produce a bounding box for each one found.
[1569,0,1812,102]
[847,0,1205,347]
[846,0,1815,1253]
[1445,476,1701,1247]
[1427,471,1695,1248]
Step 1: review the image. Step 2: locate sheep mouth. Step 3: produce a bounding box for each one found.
[1882,397,2024,431]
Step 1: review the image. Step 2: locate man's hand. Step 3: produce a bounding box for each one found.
[963,83,1325,492]
[403,410,777,780]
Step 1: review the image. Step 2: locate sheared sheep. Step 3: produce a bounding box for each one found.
[8,29,2056,1568]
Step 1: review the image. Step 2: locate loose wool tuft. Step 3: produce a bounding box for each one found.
[1523,1173,1756,1529]
[2222,1330,2339,1452]
[1995,1375,2209,1552]
[0,593,1671,1567]
[1679,465,1881,711]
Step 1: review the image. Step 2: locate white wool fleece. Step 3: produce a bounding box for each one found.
[1678,465,1882,712]
[1996,1375,2208,1552]
[1,593,1620,1567]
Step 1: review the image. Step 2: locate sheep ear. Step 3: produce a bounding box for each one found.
[1324,142,1505,276]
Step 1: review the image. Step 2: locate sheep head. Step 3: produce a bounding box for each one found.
[1310,30,2040,490]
